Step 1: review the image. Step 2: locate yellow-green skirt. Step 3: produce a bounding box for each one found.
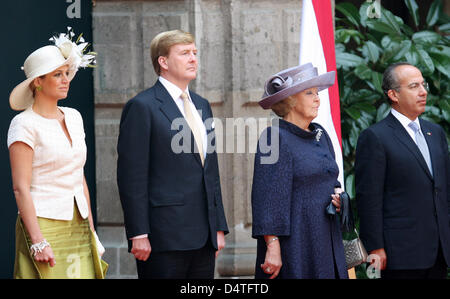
[14,205,108,279]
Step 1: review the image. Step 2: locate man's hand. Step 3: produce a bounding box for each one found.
[131,237,151,261]
[369,248,387,270]
[216,231,225,258]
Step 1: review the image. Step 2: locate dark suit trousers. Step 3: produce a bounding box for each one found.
[381,243,448,279]
[136,239,216,279]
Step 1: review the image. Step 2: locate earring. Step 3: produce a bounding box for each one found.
[36,86,42,92]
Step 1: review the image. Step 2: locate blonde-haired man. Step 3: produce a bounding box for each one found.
[117,30,228,279]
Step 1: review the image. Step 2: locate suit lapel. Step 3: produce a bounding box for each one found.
[191,94,207,123]
[387,113,433,180]
[155,81,205,166]
[154,81,184,129]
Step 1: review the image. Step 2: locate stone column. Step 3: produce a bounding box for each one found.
[93,1,145,279]
[214,0,302,277]
[92,0,303,278]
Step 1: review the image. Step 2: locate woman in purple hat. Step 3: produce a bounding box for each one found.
[251,63,348,279]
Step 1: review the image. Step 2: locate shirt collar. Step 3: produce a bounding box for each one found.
[391,108,420,130]
[158,76,191,102]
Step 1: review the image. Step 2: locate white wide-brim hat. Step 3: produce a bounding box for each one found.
[259,63,336,109]
[9,45,78,111]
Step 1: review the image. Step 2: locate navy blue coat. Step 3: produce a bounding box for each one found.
[251,119,348,279]
[117,80,228,253]
[355,113,450,270]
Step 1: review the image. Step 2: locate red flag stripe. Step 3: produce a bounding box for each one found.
[311,0,342,145]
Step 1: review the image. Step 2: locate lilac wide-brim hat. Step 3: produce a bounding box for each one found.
[258,63,336,110]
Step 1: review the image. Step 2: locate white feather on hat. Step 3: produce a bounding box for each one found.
[9,28,97,111]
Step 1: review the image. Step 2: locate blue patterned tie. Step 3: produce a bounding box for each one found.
[408,122,433,176]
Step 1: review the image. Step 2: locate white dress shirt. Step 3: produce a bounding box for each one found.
[7,106,89,220]
[159,76,207,158]
[390,108,421,144]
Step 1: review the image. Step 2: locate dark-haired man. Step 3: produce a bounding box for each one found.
[355,62,450,279]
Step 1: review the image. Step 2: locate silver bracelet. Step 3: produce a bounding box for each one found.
[30,239,50,256]
[266,237,279,245]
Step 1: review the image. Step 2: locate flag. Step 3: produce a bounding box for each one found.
[299,0,344,188]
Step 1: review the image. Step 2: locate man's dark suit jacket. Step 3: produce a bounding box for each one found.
[355,112,450,270]
[117,80,228,253]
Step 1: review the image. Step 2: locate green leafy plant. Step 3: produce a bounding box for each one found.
[335,0,450,279]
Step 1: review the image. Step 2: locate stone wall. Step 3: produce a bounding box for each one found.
[93,0,303,278]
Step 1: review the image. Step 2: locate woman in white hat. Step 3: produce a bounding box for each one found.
[7,29,107,279]
[251,63,348,279]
